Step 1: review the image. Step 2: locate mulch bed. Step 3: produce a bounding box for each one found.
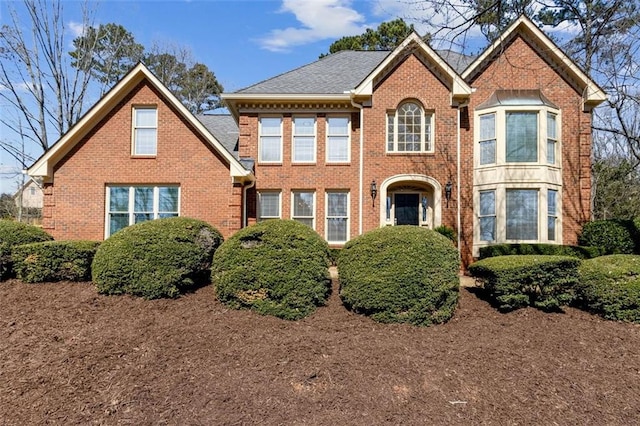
[1,276,639,425]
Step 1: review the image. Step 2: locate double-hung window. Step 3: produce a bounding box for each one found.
[107,185,179,236]
[326,117,349,162]
[506,189,538,240]
[506,112,538,162]
[387,101,433,153]
[547,112,557,165]
[258,191,281,221]
[292,191,315,228]
[259,117,283,163]
[133,107,157,156]
[292,117,316,163]
[326,191,349,243]
[548,189,557,241]
[479,113,496,165]
[479,190,496,241]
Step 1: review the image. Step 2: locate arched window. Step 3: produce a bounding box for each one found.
[387,101,433,153]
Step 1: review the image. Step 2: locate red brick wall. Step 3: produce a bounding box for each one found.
[43,80,241,241]
[466,35,592,258]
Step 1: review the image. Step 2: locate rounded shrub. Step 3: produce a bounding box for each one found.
[338,226,460,326]
[212,219,331,320]
[576,255,640,323]
[578,219,637,254]
[12,240,101,283]
[0,220,53,280]
[92,217,222,299]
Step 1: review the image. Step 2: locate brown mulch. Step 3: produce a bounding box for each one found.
[1,276,639,426]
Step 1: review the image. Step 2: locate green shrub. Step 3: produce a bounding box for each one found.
[212,220,331,320]
[12,240,100,283]
[338,226,459,326]
[578,219,638,254]
[0,220,53,280]
[576,255,640,323]
[468,255,580,312]
[434,225,456,242]
[92,217,222,299]
[478,243,603,260]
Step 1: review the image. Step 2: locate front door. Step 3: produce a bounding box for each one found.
[395,193,419,225]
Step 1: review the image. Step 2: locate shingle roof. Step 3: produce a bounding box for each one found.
[234,49,474,95]
[196,114,239,158]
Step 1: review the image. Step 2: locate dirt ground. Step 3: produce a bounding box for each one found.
[1,273,639,425]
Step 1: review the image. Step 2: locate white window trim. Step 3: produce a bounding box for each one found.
[257,191,282,221]
[547,112,558,165]
[473,183,562,255]
[474,106,561,168]
[291,190,316,229]
[326,115,351,163]
[325,191,350,244]
[386,101,435,154]
[258,116,283,164]
[132,106,158,157]
[105,185,180,238]
[292,116,317,163]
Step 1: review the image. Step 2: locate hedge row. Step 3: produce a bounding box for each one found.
[12,240,101,283]
[578,219,640,255]
[468,255,580,312]
[0,220,53,280]
[479,243,603,260]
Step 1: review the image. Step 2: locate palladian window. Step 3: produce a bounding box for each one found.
[387,101,433,153]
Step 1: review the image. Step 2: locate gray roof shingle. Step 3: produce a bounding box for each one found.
[234,49,475,95]
[196,114,239,158]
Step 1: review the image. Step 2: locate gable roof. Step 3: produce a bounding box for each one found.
[462,15,606,110]
[28,63,253,182]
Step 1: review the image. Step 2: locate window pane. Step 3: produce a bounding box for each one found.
[480,114,495,140]
[328,193,348,216]
[109,187,129,212]
[134,187,154,212]
[294,136,314,162]
[135,108,156,127]
[387,115,394,151]
[547,140,555,165]
[295,218,314,227]
[158,213,179,219]
[327,117,349,162]
[260,137,281,162]
[260,117,281,135]
[134,213,153,224]
[293,192,314,217]
[327,218,347,242]
[480,140,496,165]
[480,191,495,215]
[110,213,129,235]
[259,192,280,219]
[479,190,496,242]
[159,187,179,212]
[506,189,538,240]
[135,128,157,155]
[548,189,557,241]
[506,112,538,162]
[480,217,496,241]
[328,117,348,135]
[547,113,557,139]
[294,117,314,135]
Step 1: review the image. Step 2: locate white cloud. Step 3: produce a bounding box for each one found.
[258,0,371,52]
[68,21,86,38]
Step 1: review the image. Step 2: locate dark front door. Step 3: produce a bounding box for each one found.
[395,194,419,225]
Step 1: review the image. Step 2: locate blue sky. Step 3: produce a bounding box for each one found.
[0,0,577,193]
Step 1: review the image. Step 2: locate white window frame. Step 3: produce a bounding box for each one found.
[478,190,496,242]
[291,190,315,229]
[132,106,157,156]
[474,107,561,167]
[386,101,434,153]
[259,116,283,163]
[292,116,316,163]
[479,113,496,165]
[257,191,281,221]
[547,112,557,165]
[547,189,558,241]
[105,185,180,238]
[326,116,350,163]
[325,191,349,243]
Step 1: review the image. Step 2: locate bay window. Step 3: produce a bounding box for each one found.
[506,189,538,240]
[506,112,538,162]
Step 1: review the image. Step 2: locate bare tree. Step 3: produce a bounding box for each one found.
[0,0,96,156]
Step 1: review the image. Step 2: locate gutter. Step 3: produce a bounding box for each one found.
[350,95,364,235]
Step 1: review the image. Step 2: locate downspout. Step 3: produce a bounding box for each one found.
[351,95,364,235]
[242,179,256,228]
[456,106,462,254]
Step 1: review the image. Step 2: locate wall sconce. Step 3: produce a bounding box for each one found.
[370,179,377,207]
[445,181,453,208]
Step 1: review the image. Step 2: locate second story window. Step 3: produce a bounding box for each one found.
[387,101,433,153]
[326,116,350,163]
[547,112,557,165]
[133,107,157,156]
[259,117,283,163]
[479,113,496,165]
[292,116,316,163]
[506,112,538,162]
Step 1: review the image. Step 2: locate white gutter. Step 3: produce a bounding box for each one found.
[350,96,364,235]
[457,107,462,254]
[242,179,256,227]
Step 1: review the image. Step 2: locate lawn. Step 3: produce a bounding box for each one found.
[1,276,639,425]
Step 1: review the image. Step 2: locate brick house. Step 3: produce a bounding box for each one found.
[28,16,605,265]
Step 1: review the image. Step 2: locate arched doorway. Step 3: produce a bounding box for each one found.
[379,174,442,229]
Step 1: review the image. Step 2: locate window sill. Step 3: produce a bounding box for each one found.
[131,155,157,159]
[386,152,435,156]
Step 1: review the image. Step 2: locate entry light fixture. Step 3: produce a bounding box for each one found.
[370,180,377,207]
[445,181,453,208]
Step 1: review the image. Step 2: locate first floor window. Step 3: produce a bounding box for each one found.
[326,192,349,243]
[107,185,179,236]
[292,191,315,228]
[548,189,557,241]
[479,190,496,241]
[506,189,538,240]
[258,191,281,221]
